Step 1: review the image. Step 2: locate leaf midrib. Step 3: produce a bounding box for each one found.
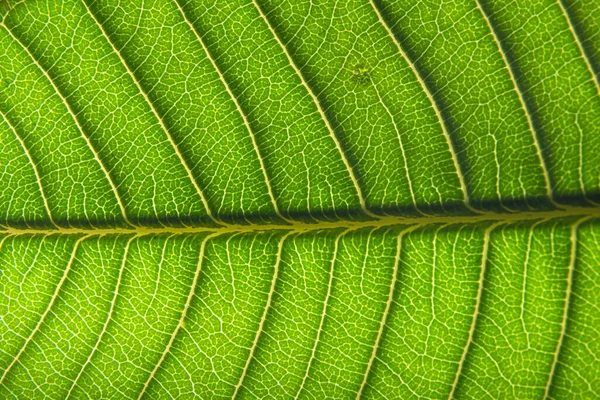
[2,206,598,236]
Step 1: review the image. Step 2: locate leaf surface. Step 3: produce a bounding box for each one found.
[0,0,599,398]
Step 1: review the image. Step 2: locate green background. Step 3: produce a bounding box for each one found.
[0,0,599,398]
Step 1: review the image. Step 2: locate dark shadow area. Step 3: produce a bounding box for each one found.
[559,1,600,81]
[476,0,559,192]
[372,0,476,196]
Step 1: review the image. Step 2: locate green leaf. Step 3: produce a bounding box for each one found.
[0,0,598,398]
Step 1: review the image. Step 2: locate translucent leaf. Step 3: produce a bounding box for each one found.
[0,0,598,398]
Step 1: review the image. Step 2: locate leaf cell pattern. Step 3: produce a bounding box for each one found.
[0,0,599,398]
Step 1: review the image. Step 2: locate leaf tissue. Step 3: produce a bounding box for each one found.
[0,0,599,398]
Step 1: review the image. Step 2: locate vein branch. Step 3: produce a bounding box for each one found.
[369,82,424,215]
[0,23,134,228]
[137,233,217,400]
[80,0,222,227]
[251,0,379,220]
[367,0,476,214]
[543,216,590,399]
[0,110,58,228]
[448,221,503,399]
[172,0,293,225]
[232,231,293,398]
[0,235,88,384]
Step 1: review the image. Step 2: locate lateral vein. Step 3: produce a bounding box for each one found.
[172,0,293,225]
[356,224,419,398]
[137,233,217,400]
[65,235,135,399]
[232,231,294,398]
[0,110,58,228]
[295,229,347,398]
[474,0,558,207]
[0,235,88,384]
[0,23,134,228]
[80,0,222,227]
[367,0,475,213]
[447,221,504,399]
[251,0,379,220]
[555,0,600,95]
[543,216,591,399]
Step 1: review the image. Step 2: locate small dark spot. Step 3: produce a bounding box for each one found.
[351,64,373,85]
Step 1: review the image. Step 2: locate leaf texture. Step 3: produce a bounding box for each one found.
[0,0,599,398]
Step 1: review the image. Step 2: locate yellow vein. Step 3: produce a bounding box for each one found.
[574,120,598,207]
[80,0,222,227]
[428,224,447,345]
[370,82,424,215]
[556,0,600,95]
[356,224,419,399]
[359,228,374,297]
[367,0,476,214]
[65,235,134,399]
[474,1,558,206]
[0,234,11,251]
[233,231,294,398]
[173,0,293,225]
[137,232,216,400]
[492,138,513,213]
[145,236,170,319]
[0,235,88,384]
[0,110,58,229]
[251,0,379,220]
[555,1,600,208]
[520,219,546,348]
[447,221,503,399]
[1,206,598,236]
[543,216,590,399]
[295,229,347,398]
[0,24,134,228]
